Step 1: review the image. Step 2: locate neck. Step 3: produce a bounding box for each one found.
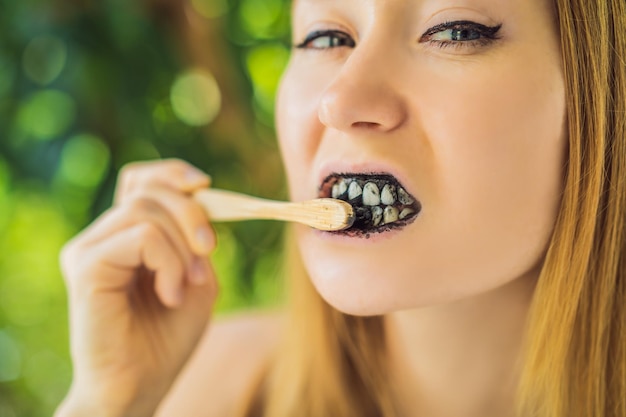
[385,271,538,417]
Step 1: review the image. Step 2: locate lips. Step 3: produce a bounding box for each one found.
[319,173,421,235]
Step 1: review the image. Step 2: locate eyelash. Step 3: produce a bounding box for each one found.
[295,30,356,50]
[421,20,502,49]
[294,20,502,51]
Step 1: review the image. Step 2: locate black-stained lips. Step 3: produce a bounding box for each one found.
[319,173,421,236]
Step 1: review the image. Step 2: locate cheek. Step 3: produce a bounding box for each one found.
[417,54,566,276]
[276,64,325,201]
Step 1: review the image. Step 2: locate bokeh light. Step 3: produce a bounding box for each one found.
[22,35,68,86]
[245,43,290,117]
[58,133,111,189]
[16,89,76,141]
[170,69,222,127]
[239,0,283,38]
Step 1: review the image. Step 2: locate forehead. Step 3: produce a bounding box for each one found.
[291,0,500,16]
[291,0,549,12]
[290,0,555,30]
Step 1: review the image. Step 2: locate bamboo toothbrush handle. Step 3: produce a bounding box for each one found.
[193,188,355,231]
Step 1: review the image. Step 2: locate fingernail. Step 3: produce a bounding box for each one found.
[191,258,207,285]
[196,227,214,253]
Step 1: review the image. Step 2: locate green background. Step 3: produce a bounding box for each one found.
[0,0,291,414]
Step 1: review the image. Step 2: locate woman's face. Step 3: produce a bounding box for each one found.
[276,0,566,315]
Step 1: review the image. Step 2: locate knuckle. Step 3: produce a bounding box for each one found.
[125,195,160,214]
[118,162,139,185]
[118,160,164,190]
[162,158,189,172]
[135,222,163,242]
[59,241,78,276]
[59,241,98,291]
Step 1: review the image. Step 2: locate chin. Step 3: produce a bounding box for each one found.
[294,216,542,317]
[294,222,442,317]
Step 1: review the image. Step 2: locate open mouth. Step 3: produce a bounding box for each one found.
[319,173,421,236]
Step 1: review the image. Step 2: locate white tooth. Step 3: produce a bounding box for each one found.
[332,179,348,198]
[381,184,396,205]
[362,182,380,206]
[398,187,414,205]
[371,206,383,226]
[383,206,399,224]
[348,181,362,200]
[399,208,415,220]
[335,179,348,197]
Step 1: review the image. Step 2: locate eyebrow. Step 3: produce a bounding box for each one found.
[293,0,378,10]
[293,0,350,5]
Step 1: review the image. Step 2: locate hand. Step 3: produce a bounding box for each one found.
[56,159,218,417]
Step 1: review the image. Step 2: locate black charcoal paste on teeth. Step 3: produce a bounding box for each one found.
[321,173,421,234]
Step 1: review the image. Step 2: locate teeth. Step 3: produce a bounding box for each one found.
[332,179,348,199]
[399,208,415,220]
[398,187,414,205]
[371,206,383,226]
[328,176,419,230]
[348,181,362,200]
[383,206,399,224]
[362,182,381,206]
[381,184,396,205]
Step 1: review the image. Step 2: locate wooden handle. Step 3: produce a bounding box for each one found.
[193,188,355,231]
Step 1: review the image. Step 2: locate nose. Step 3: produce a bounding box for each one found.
[318,45,408,133]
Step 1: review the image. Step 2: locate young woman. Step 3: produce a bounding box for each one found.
[55,0,625,416]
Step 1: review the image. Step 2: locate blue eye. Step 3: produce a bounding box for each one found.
[420,20,502,49]
[295,30,356,50]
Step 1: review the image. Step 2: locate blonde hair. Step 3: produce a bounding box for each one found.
[518,0,626,416]
[241,0,626,415]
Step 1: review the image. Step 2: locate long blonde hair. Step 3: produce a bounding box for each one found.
[518,0,626,416]
[242,0,626,415]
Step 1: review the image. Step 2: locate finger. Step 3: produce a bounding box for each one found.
[115,159,210,204]
[73,199,207,285]
[81,222,186,308]
[125,185,216,256]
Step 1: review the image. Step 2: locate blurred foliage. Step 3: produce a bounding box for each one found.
[0,0,292,414]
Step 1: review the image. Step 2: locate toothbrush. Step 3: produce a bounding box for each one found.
[193,188,355,231]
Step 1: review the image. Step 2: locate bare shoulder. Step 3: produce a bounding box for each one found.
[156,310,284,417]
